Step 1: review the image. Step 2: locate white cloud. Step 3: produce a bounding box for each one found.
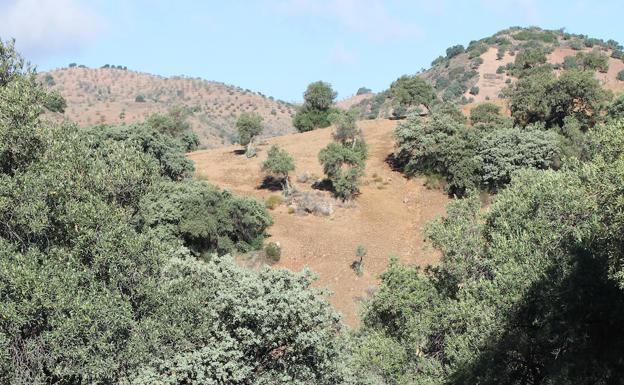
[270,0,422,41]
[0,0,105,58]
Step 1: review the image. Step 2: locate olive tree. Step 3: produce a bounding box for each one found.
[293,81,338,132]
[389,75,437,113]
[261,144,295,194]
[236,112,264,157]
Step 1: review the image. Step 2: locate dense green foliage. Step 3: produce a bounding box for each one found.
[293,81,338,132]
[394,103,560,195]
[506,68,610,129]
[318,115,368,200]
[354,127,624,382]
[389,75,437,113]
[395,57,613,196]
[0,41,348,385]
[87,123,195,180]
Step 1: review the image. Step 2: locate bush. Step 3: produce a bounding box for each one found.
[140,180,272,257]
[356,86,372,95]
[293,81,337,132]
[318,142,366,200]
[563,55,578,70]
[264,242,281,262]
[617,70,624,81]
[265,194,283,210]
[478,128,561,190]
[135,94,145,102]
[470,103,502,125]
[446,44,465,59]
[469,86,479,96]
[514,46,547,70]
[576,50,609,72]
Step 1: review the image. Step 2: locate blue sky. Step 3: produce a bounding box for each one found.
[1,0,623,102]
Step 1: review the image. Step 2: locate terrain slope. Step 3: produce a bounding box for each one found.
[188,119,449,325]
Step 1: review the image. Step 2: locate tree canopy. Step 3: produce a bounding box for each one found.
[293,81,338,132]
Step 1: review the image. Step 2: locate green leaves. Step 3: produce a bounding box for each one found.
[389,75,437,112]
[236,112,264,146]
[318,141,366,200]
[293,81,338,133]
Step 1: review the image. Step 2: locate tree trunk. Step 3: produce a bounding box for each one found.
[283,176,292,196]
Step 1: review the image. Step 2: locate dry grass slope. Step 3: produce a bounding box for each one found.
[188,119,449,326]
[40,67,296,148]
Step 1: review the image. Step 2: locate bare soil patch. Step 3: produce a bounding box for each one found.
[188,119,449,326]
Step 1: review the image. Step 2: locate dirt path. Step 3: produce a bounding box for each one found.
[188,119,448,326]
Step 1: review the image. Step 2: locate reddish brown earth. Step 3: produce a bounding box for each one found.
[188,119,449,326]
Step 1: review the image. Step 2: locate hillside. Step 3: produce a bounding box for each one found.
[349,27,624,118]
[188,119,449,325]
[39,67,296,148]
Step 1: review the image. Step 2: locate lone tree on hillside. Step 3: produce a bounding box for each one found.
[293,81,338,132]
[389,75,437,114]
[236,112,264,157]
[331,110,360,148]
[262,145,295,194]
[318,142,366,200]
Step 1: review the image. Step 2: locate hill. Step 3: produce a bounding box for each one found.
[188,119,449,325]
[348,27,624,118]
[39,67,296,148]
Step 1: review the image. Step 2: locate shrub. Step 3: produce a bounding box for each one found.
[135,94,145,102]
[478,128,561,190]
[356,86,372,95]
[514,46,547,70]
[563,55,578,70]
[470,103,502,125]
[264,242,281,261]
[265,194,283,210]
[570,39,584,50]
[576,50,609,72]
[496,65,506,74]
[446,44,465,59]
[318,142,366,200]
[139,180,273,257]
[617,70,624,81]
[497,47,506,60]
[469,86,479,96]
[43,74,55,86]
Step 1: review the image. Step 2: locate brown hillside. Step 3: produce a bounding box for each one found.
[347,27,624,117]
[40,67,296,148]
[188,119,449,326]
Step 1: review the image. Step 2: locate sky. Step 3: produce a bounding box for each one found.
[1,0,623,102]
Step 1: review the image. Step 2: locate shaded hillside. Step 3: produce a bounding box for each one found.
[39,67,296,148]
[348,27,624,118]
